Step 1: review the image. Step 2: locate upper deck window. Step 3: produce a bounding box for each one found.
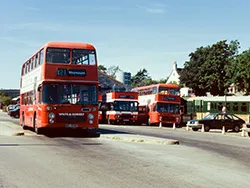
[159,87,169,94]
[46,48,70,64]
[72,49,96,65]
[170,88,180,95]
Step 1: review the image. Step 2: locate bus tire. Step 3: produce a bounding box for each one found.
[21,113,27,130]
[192,128,199,131]
[108,116,113,125]
[33,113,42,134]
[147,117,151,126]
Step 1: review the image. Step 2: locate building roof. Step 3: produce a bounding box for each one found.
[98,70,129,92]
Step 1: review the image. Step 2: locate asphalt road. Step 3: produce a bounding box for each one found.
[99,124,250,166]
[1,112,250,188]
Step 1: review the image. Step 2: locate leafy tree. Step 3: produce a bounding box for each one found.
[106,66,121,79]
[168,81,178,85]
[180,40,240,96]
[230,49,250,94]
[98,65,107,73]
[0,92,7,97]
[131,69,151,87]
[0,95,12,106]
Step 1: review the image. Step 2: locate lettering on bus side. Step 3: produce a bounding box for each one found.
[57,68,86,77]
[162,96,176,101]
[58,113,85,116]
[118,95,135,99]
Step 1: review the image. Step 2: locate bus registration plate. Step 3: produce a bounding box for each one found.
[65,124,78,128]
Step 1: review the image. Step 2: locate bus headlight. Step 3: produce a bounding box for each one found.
[88,113,94,119]
[46,106,52,111]
[89,120,93,124]
[49,119,54,124]
[49,112,55,119]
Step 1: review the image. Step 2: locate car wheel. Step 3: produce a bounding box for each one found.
[192,128,199,131]
[233,125,240,132]
[204,125,210,132]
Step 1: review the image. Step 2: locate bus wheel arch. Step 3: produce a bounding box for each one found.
[33,112,42,134]
[21,112,27,130]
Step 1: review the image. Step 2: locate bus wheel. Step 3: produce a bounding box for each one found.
[147,118,151,126]
[34,113,42,134]
[192,128,199,131]
[21,113,27,130]
[108,116,113,125]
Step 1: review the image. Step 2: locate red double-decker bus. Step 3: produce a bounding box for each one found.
[131,84,181,126]
[99,91,139,125]
[20,42,99,134]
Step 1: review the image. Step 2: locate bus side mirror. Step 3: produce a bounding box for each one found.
[37,85,42,92]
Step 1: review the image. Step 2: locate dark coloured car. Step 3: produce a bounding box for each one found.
[8,105,20,118]
[186,113,245,132]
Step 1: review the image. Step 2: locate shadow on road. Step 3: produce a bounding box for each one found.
[0,142,102,147]
[98,128,130,135]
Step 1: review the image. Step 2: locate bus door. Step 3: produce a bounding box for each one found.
[150,103,159,124]
[138,105,148,125]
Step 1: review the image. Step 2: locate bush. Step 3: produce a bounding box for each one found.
[2,106,7,112]
[0,96,12,106]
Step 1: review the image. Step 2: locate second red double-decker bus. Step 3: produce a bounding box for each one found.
[20,42,99,134]
[99,91,139,125]
[131,84,181,126]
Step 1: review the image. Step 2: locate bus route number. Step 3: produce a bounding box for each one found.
[57,68,67,76]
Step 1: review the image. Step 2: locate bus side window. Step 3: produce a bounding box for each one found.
[35,54,39,67]
[39,49,44,65]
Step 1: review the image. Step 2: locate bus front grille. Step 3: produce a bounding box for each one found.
[56,115,85,123]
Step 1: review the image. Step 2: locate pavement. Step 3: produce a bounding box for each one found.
[101,133,179,145]
[0,121,24,136]
[0,111,180,145]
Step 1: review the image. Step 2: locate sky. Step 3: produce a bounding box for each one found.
[0,0,250,89]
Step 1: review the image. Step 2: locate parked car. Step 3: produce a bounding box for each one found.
[8,105,20,118]
[186,113,245,132]
[7,104,19,112]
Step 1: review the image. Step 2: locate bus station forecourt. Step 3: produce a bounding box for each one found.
[3,41,250,138]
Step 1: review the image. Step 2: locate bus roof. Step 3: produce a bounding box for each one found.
[132,83,179,90]
[43,41,96,50]
[21,41,96,68]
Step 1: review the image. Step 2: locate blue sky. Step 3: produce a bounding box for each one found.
[0,0,250,89]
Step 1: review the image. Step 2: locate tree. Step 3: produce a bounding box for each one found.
[0,92,7,97]
[106,66,121,79]
[130,68,151,87]
[180,40,240,96]
[98,65,107,73]
[230,49,250,94]
[0,94,11,106]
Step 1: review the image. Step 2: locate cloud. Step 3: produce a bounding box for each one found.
[137,4,166,14]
